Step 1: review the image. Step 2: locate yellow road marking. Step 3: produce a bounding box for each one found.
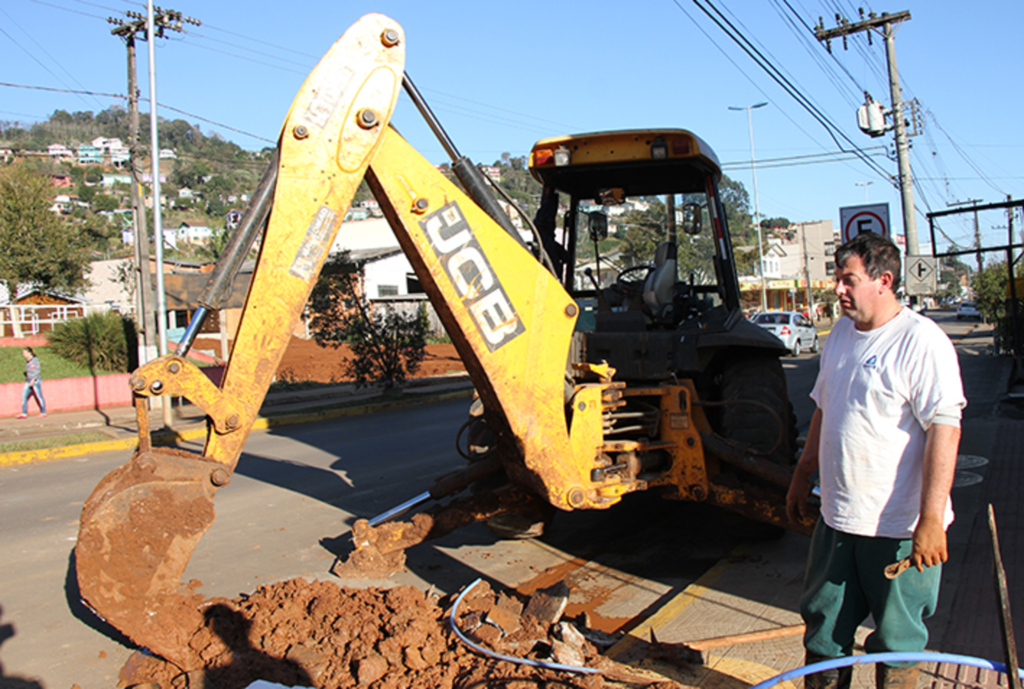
[606,541,799,689]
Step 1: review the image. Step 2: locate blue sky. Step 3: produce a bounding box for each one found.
[4,0,1022,256]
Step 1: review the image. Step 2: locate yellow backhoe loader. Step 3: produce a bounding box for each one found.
[75,13,816,671]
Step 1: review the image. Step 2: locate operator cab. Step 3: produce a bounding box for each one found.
[528,130,741,336]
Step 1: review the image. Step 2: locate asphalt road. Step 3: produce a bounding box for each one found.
[0,309,995,689]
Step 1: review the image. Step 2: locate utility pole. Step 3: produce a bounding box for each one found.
[948,198,983,274]
[816,11,918,255]
[108,7,199,427]
[109,16,156,369]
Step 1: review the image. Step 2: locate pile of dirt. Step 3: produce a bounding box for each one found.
[274,338,465,384]
[190,336,465,384]
[118,578,676,689]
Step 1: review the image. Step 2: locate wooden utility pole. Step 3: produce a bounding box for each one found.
[815,11,918,255]
[113,27,158,364]
[108,8,199,425]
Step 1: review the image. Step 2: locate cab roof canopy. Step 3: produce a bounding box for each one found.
[528,129,722,201]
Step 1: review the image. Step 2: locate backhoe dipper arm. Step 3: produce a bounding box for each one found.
[364,128,615,511]
[75,14,405,671]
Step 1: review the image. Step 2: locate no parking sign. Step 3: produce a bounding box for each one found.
[839,203,890,244]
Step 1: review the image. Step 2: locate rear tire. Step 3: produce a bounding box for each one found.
[791,340,801,357]
[713,354,797,469]
[812,336,819,354]
[710,354,798,540]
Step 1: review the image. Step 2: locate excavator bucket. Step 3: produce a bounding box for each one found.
[74,13,405,670]
[76,448,221,669]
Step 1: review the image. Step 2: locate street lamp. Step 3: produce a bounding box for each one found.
[856,180,873,203]
[730,101,769,312]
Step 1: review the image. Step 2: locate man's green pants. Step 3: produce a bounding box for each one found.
[801,520,941,665]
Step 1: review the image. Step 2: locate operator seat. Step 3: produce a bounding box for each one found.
[643,241,677,321]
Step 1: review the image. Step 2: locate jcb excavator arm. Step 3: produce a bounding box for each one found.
[76,14,408,670]
[75,13,624,670]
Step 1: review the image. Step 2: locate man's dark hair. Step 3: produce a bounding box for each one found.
[835,233,901,292]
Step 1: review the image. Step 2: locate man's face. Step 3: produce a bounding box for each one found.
[833,254,893,328]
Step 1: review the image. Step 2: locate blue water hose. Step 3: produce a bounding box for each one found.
[449,578,601,675]
[751,651,1024,689]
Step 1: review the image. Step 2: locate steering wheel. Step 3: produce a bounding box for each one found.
[616,264,653,287]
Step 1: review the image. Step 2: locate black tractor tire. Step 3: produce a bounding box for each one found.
[713,354,798,469]
[709,353,798,539]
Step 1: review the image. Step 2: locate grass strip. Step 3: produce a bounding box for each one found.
[0,431,112,453]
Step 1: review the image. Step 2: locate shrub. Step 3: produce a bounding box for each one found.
[47,311,138,373]
[309,252,427,389]
[342,304,427,389]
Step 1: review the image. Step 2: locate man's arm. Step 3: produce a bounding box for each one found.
[912,422,961,571]
[787,407,822,524]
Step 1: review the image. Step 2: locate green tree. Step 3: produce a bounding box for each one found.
[309,252,427,389]
[733,245,760,278]
[719,175,754,245]
[200,226,231,261]
[92,194,120,213]
[0,165,91,335]
[761,216,790,230]
[76,181,96,203]
[972,262,1010,324]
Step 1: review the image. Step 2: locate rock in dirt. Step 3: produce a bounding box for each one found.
[117,578,631,689]
[523,581,570,626]
[486,592,524,636]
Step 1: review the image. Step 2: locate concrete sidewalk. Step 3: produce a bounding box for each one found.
[0,372,474,466]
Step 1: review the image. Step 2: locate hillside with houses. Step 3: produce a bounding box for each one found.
[2,105,858,348]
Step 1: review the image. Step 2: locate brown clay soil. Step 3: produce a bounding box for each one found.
[118,578,669,689]
[275,338,465,384]
[191,336,465,384]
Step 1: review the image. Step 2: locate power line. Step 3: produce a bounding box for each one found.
[0,80,123,99]
[29,0,106,20]
[690,0,894,183]
[0,6,106,110]
[778,0,866,97]
[722,145,886,169]
[926,110,1007,197]
[670,0,878,182]
[0,81,275,144]
[0,23,97,110]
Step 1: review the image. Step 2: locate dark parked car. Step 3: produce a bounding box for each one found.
[752,311,819,356]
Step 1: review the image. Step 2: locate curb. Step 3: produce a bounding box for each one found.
[0,386,474,468]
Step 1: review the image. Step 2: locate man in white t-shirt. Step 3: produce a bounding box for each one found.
[786,233,965,689]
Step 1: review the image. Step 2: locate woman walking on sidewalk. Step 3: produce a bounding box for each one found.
[18,346,47,418]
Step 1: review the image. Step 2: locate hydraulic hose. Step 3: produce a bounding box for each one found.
[750,652,1024,689]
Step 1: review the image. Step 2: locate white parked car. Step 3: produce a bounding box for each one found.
[956,301,981,320]
[752,311,819,357]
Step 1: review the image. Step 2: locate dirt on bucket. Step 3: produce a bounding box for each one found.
[117,578,676,689]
